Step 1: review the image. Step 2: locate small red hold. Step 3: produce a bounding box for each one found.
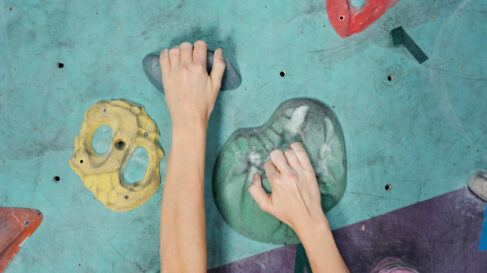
[327,0,399,38]
[0,207,43,273]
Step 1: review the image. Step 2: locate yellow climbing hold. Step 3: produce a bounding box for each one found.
[70,100,164,212]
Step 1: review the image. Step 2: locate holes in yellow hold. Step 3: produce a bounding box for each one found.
[92,125,113,154]
[122,147,149,184]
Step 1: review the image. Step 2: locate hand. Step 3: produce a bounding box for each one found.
[249,142,328,234]
[159,41,225,129]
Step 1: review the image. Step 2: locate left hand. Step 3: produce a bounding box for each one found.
[159,41,226,128]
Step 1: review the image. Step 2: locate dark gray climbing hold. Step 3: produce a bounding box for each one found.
[142,50,242,94]
[391,26,429,64]
[468,171,487,202]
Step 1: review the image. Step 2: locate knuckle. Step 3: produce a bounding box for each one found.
[182,64,191,71]
[195,63,206,72]
[216,60,226,68]
[284,171,295,180]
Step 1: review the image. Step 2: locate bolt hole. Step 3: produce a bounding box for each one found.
[24,220,30,226]
[57,62,64,69]
[80,159,84,164]
[339,15,344,20]
[280,70,286,77]
[387,74,394,82]
[385,184,392,191]
[143,132,148,137]
[115,139,126,150]
[124,195,129,200]
[102,108,107,113]
[53,176,60,183]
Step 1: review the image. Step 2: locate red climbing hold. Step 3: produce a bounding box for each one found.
[327,0,399,38]
[0,207,43,273]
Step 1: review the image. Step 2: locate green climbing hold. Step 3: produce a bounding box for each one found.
[213,98,347,244]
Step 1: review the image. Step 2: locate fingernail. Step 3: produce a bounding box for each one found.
[162,49,168,56]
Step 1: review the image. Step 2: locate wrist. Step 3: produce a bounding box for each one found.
[172,118,208,135]
[293,211,330,242]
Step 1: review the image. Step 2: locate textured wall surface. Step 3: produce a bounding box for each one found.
[0,0,486,272]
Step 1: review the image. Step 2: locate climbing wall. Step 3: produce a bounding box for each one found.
[1,0,486,272]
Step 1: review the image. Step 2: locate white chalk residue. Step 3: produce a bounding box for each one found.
[284,106,309,136]
[248,149,262,166]
[247,148,263,183]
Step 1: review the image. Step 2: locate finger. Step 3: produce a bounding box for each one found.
[159,49,170,77]
[270,149,291,174]
[248,173,272,213]
[193,40,207,67]
[168,46,180,69]
[179,42,193,65]
[290,142,313,169]
[210,48,226,92]
[264,160,279,178]
[284,148,301,171]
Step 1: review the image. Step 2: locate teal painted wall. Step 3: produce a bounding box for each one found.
[0,0,486,272]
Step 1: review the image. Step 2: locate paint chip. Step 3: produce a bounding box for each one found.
[9,7,13,12]
[431,15,435,21]
[240,18,244,22]
[13,68,16,71]
[332,105,336,109]
[265,5,267,8]
[117,25,121,29]
[109,50,113,54]
[459,65,463,70]
[0,93,2,97]
[476,148,479,153]
[361,224,366,231]
[2,160,5,164]
[467,145,471,149]
[244,88,248,91]
[33,128,36,131]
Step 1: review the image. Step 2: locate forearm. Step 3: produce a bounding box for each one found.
[160,124,208,272]
[296,214,349,273]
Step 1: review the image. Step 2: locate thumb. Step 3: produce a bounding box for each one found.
[248,173,272,213]
[210,48,226,93]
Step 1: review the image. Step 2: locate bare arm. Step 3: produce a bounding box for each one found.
[249,142,349,273]
[159,41,225,273]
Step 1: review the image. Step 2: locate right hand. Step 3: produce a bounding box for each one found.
[248,142,328,234]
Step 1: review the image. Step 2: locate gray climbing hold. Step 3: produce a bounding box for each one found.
[468,171,487,202]
[142,50,242,94]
